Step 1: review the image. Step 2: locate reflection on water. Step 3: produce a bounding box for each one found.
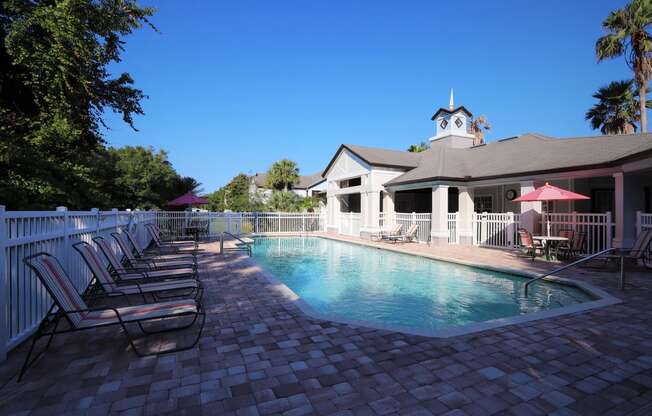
[252,237,592,331]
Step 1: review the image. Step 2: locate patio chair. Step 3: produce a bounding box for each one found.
[517,228,544,261]
[554,229,575,260]
[385,223,418,243]
[376,223,402,241]
[74,241,197,284]
[595,229,652,267]
[105,233,196,271]
[145,223,198,251]
[74,240,202,302]
[125,229,197,262]
[19,252,205,381]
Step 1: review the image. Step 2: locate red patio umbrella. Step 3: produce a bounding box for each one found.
[514,183,590,236]
[168,192,209,207]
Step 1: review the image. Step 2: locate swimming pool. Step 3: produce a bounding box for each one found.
[251,236,598,335]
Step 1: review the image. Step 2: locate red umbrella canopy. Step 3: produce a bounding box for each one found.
[168,192,209,206]
[513,183,590,202]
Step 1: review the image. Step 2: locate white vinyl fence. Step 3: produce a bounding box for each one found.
[378,212,432,243]
[542,212,613,255]
[0,207,155,361]
[155,211,325,236]
[447,213,458,244]
[339,213,361,237]
[473,212,521,248]
[637,211,652,236]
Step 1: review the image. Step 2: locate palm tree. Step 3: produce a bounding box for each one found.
[407,141,429,152]
[469,116,491,146]
[586,80,640,134]
[596,0,652,132]
[266,159,300,191]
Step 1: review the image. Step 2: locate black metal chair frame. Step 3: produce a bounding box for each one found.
[93,236,197,276]
[19,253,206,382]
[145,223,200,252]
[75,240,198,285]
[74,240,203,303]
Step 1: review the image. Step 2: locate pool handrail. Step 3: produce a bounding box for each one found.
[523,247,623,296]
[220,231,252,256]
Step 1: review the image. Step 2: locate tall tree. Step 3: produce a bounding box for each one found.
[469,116,491,145]
[110,146,199,209]
[0,0,154,209]
[207,174,264,212]
[266,159,299,191]
[596,0,652,132]
[407,142,429,152]
[585,80,644,134]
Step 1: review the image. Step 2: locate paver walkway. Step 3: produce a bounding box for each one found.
[0,238,651,416]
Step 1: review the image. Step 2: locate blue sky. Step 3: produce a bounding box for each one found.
[103,0,632,193]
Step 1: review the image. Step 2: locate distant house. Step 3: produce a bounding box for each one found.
[250,171,326,201]
[322,95,652,249]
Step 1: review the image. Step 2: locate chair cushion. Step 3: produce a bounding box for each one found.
[114,279,198,295]
[121,267,196,281]
[79,299,198,327]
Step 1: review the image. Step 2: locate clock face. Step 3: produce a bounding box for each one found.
[505,189,517,201]
[454,117,463,128]
[440,119,448,129]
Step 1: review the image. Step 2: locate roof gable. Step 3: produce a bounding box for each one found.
[431,106,473,120]
[322,144,421,177]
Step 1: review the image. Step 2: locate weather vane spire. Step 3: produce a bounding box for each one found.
[449,88,454,111]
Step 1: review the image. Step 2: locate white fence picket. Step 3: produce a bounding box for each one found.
[542,212,613,254]
[472,212,520,248]
[0,209,156,359]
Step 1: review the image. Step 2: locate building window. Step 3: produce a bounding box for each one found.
[339,177,361,188]
[474,196,493,213]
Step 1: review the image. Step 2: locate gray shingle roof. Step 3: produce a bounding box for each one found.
[322,144,422,176]
[384,133,652,185]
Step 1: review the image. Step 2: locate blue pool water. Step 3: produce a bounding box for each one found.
[252,237,592,333]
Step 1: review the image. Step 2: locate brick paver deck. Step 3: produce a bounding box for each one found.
[1,238,651,415]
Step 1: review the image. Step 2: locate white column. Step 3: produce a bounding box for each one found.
[430,185,449,246]
[613,172,624,248]
[458,187,474,245]
[367,191,381,231]
[519,181,541,234]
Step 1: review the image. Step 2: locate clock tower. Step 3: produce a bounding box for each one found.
[429,89,476,148]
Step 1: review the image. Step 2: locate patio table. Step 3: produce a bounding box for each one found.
[532,235,568,261]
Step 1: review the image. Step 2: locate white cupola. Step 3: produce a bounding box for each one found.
[428,89,475,148]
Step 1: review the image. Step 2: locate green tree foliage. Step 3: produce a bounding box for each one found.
[206,173,264,212]
[407,142,429,152]
[266,191,301,212]
[109,146,200,209]
[585,80,651,134]
[265,159,299,191]
[596,0,652,132]
[0,0,161,209]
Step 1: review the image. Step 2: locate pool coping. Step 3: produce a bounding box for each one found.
[243,234,622,339]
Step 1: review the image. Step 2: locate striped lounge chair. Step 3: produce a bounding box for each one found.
[74,240,202,302]
[74,241,197,284]
[19,253,205,381]
[125,229,197,262]
[145,223,199,252]
[96,235,195,272]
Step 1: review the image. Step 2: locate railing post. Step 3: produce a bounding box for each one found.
[507,212,515,247]
[412,212,416,225]
[255,213,259,234]
[571,211,578,233]
[56,206,70,270]
[0,205,7,362]
[111,208,119,233]
[278,212,281,233]
[636,210,642,237]
[302,213,306,233]
[606,211,613,249]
